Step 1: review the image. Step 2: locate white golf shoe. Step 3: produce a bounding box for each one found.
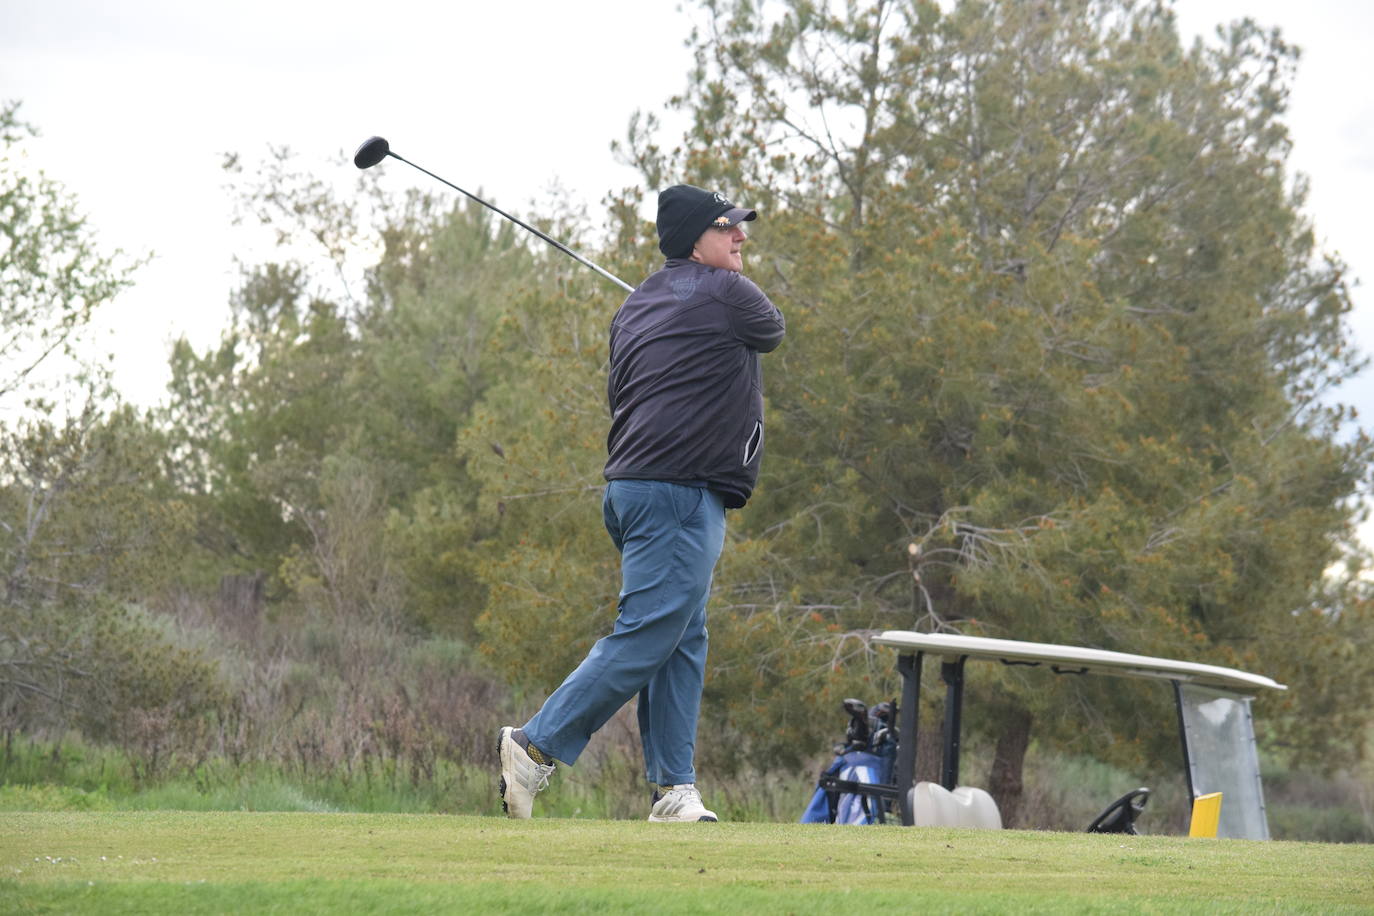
[498,726,555,819]
[648,784,718,822]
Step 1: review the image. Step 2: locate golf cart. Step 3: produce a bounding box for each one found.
[803,631,1286,838]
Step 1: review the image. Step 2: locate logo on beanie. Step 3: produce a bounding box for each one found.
[713,192,727,204]
[713,215,732,226]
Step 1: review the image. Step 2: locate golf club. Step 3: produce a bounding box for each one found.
[352,136,634,294]
[842,698,870,752]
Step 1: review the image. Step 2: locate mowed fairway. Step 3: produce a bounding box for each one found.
[3,812,1372,913]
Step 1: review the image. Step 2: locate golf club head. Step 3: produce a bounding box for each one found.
[353,136,390,170]
[842,698,870,750]
[842,698,868,719]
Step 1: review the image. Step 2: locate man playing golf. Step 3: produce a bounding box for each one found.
[499,184,785,822]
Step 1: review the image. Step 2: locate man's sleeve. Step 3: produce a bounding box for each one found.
[723,273,786,352]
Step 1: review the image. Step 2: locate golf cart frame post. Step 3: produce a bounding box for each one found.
[871,632,1286,837]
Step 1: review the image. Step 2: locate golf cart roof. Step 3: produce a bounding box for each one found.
[873,631,1286,693]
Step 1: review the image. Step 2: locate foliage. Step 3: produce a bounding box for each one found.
[1,406,192,604]
[460,272,629,683]
[163,155,563,634]
[0,405,223,767]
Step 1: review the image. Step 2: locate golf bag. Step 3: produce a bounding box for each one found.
[800,698,899,825]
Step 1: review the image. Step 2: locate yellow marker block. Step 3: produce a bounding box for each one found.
[1189,791,1223,838]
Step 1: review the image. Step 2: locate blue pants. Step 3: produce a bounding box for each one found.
[522,480,727,786]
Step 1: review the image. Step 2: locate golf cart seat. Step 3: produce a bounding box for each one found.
[910,782,1002,829]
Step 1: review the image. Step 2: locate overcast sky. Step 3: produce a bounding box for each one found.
[4,0,1371,430]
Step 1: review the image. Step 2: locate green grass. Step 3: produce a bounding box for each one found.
[2,812,1372,914]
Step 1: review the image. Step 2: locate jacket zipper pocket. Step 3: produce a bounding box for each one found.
[742,420,763,466]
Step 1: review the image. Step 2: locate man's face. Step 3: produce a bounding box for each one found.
[690,222,748,272]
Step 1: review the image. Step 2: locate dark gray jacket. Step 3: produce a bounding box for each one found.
[603,259,785,508]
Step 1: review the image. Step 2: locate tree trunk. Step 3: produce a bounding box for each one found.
[218,570,265,637]
[989,705,1033,828]
[914,714,943,786]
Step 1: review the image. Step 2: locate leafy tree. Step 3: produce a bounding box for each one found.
[164,151,561,635]
[164,261,361,580]
[461,265,633,684]
[0,404,223,750]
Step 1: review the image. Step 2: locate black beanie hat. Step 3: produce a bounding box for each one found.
[656,184,757,259]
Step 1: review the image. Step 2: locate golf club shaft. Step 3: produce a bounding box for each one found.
[386,151,634,294]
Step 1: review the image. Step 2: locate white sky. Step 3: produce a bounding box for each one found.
[3,1,1371,436]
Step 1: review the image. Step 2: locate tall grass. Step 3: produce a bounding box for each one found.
[3,589,1369,842]
[0,737,489,814]
[5,729,1370,842]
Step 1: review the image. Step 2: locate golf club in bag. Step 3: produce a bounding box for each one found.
[800,698,902,825]
[352,136,634,294]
